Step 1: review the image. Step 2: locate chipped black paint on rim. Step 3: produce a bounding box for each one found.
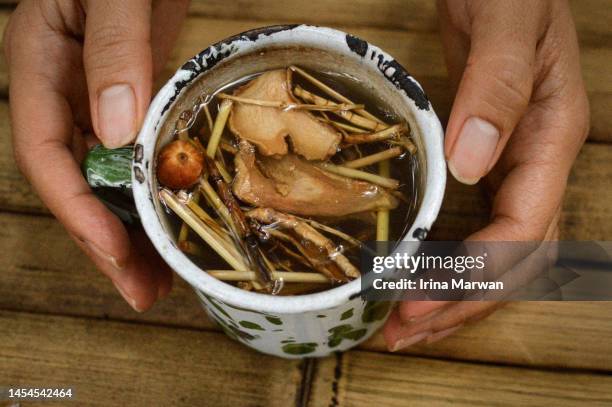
[134,143,144,164]
[412,227,429,241]
[161,24,300,116]
[345,34,430,111]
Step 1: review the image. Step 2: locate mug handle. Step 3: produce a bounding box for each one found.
[82,144,139,223]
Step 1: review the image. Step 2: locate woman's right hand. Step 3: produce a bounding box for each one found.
[3,0,190,311]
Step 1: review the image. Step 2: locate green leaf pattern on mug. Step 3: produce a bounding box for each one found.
[239,320,265,331]
[362,301,392,323]
[265,316,283,325]
[327,324,368,348]
[282,343,318,355]
[340,308,354,320]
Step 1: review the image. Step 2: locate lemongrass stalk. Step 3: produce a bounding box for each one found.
[180,240,209,258]
[160,189,246,271]
[390,136,417,155]
[343,124,403,145]
[330,120,369,134]
[215,161,232,184]
[178,221,190,244]
[216,93,362,112]
[376,160,391,241]
[176,110,192,141]
[391,190,410,204]
[178,190,200,244]
[199,179,235,230]
[344,147,403,169]
[317,162,400,189]
[220,141,237,155]
[289,65,386,125]
[204,104,214,132]
[206,99,232,158]
[294,86,386,131]
[207,270,330,283]
[186,199,230,241]
[193,137,231,182]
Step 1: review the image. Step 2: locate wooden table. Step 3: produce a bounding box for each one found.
[1,1,611,405]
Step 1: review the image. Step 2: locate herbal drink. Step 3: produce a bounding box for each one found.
[156,66,420,295]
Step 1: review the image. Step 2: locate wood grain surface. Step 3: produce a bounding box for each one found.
[1,310,303,406]
[309,352,612,407]
[1,210,612,372]
[0,1,611,406]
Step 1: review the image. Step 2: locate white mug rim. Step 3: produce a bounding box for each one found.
[132,24,447,314]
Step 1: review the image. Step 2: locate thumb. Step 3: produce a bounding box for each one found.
[83,0,153,148]
[444,3,540,184]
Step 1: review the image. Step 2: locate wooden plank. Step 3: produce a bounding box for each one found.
[2,211,612,371]
[0,0,611,41]
[361,301,612,372]
[0,310,302,407]
[309,351,612,407]
[187,0,439,32]
[562,142,612,240]
[1,12,611,142]
[0,210,216,330]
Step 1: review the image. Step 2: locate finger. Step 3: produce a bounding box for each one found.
[129,227,174,299]
[83,0,153,148]
[5,1,159,311]
[443,1,547,184]
[384,301,499,351]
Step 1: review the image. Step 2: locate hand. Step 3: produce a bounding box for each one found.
[384,0,589,351]
[3,0,189,311]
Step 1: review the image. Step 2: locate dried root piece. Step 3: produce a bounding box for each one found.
[246,208,360,282]
[227,70,342,160]
[233,140,398,217]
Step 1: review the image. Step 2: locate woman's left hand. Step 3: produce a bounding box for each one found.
[384,0,589,351]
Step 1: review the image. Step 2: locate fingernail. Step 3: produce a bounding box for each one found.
[389,331,432,352]
[98,84,137,148]
[83,240,123,271]
[448,117,499,185]
[113,281,144,313]
[426,325,463,344]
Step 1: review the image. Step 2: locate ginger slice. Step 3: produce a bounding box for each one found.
[228,70,341,160]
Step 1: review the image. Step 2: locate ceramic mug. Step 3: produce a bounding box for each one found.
[84,25,446,358]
